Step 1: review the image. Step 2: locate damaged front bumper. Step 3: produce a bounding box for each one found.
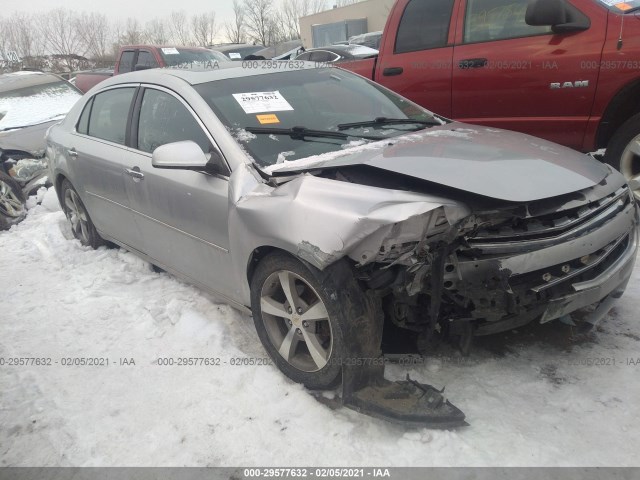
[452,185,639,336]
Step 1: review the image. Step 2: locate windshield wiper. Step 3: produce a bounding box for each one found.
[244,126,385,141]
[337,116,442,131]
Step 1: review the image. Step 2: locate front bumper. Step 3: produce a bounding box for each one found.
[539,225,637,323]
[449,187,639,334]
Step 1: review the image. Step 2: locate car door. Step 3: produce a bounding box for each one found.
[451,0,606,149]
[70,85,142,249]
[123,85,236,300]
[374,0,458,117]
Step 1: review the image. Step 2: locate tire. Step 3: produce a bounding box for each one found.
[59,179,105,249]
[250,252,373,390]
[604,113,640,201]
[0,171,26,231]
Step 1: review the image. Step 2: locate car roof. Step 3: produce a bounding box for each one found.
[0,71,65,94]
[99,61,321,89]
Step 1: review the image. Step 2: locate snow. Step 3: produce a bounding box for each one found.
[233,128,257,143]
[1,188,640,466]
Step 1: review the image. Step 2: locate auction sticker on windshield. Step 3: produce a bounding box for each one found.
[161,47,180,55]
[233,91,294,114]
[256,114,280,124]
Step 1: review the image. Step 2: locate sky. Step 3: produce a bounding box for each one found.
[2,0,237,25]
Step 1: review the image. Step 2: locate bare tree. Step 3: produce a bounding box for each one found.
[224,0,246,44]
[279,0,327,40]
[168,10,192,45]
[119,17,144,46]
[40,8,87,70]
[243,0,275,46]
[76,12,112,62]
[191,12,218,46]
[144,18,171,45]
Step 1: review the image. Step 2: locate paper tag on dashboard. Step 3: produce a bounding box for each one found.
[229,52,242,59]
[233,91,294,114]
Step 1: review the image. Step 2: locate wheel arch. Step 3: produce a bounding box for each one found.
[597,79,640,150]
[54,173,69,206]
[246,246,298,286]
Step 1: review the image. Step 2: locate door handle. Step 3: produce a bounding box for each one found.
[68,148,78,158]
[382,67,404,76]
[458,58,488,69]
[125,167,144,180]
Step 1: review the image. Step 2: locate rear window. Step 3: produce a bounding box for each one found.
[119,51,135,73]
[0,79,81,131]
[395,0,455,53]
[87,88,135,145]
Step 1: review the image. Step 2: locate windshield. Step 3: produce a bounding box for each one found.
[0,80,81,131]
[194,67,441,168]
[160,48,229,67]
[597,0,640,11]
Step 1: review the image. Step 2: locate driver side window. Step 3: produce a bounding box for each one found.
[464,0,552,43]
[136,88,212,155]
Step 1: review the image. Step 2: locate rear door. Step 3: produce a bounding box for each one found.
[451,0,606,149]
[70,86,142,248]
[374,0,458,117]
[123,85,236,300]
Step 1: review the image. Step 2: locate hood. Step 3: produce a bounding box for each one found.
[268,124,610,202]
[0,120,57,157]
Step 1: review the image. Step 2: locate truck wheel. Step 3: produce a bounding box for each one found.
[0,171,26,231]
[604,113,640,201]
[250,252,369,390]
[60,179,105,249]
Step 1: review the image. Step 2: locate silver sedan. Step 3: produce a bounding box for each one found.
[46,63,639,427]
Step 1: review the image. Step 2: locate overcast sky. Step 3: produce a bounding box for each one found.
[2,0,237,25]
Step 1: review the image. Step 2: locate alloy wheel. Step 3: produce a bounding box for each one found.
[260,270,333,372]
[0,179,24,218]
[64,188,90,243]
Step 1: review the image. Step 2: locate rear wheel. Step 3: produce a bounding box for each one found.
[604,113,640,201]
[0,171,26,231]
[60,179,105,249]
[250,252,365,390]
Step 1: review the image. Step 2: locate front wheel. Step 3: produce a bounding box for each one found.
[604,113,640,201]
[60,179,105,249]
[251,252,369,390]
[0,171,26,231]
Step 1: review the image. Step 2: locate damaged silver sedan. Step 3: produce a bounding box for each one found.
[46,64,639,428]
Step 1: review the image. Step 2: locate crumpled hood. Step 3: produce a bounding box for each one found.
[0,120,58,157]
[269,124,611,202]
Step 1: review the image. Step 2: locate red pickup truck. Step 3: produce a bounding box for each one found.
[75,45,229,93]
[341,0,640,198]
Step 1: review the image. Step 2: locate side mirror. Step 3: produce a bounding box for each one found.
[526,0,590,33]
[152,140,226,174]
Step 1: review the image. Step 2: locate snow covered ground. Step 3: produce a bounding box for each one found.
[1,187,639,467]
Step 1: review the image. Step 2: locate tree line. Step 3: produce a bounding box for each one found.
[0,0,361,71]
